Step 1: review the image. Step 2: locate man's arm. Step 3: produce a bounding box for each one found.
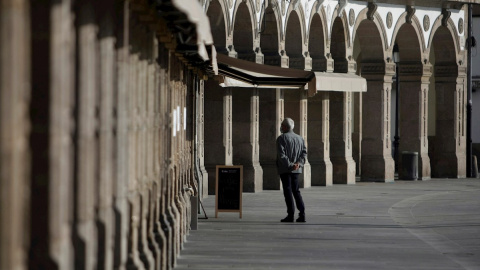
[297,138,307,168]
[277,137,294,170]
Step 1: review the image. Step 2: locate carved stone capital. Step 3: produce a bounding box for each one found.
[406,6,416,24]
[367,2,377,21]
[442,8,451,27]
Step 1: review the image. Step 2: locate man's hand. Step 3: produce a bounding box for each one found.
[292,163,300,171]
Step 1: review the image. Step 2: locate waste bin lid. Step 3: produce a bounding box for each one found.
[401,151,418,155]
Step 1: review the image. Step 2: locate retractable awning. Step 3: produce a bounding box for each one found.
[216,54,314,89]
[309,72,367,96]
[215,53,367,95]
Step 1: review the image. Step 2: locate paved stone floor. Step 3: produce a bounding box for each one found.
[175,179,480,270]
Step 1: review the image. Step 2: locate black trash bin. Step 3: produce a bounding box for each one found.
[400,151,418,180]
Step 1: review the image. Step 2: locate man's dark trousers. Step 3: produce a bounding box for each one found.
[280,173,305,217]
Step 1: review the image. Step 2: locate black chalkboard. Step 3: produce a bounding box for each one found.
[215,165,243,218]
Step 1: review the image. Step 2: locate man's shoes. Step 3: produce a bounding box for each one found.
[281,216,294,222]
[296,215,306,223]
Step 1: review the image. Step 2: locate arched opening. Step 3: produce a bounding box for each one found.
[309,13,326,71]
[260,5,280,66]
[233,3,254,61]
[285,11,304,69]
[393,23,430,179]
[429,26,464,177]
[354,19,395,181]
[331,17,347,71]
[259,6,281,190]
[207,0,227,54]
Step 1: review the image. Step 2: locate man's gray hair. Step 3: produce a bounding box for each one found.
[282,118,294,131]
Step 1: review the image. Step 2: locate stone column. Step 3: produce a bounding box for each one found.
[138,30,155,269]
[28,1,76,268]
[232,87,263,192]
[204,79,232,194]
[197,80,209,198]
[330,59,357,184]
[97,3,116,268]
[299,90,311,188]
[0,1,30,269]
[353,92,362,176]
[360,62,395,182]
[330,91,356,184]
[113,1,130,268]
[398,63,432,180]
[125,18,144,269]
[157,44,174,269]
[284,89,310,187]
[74,2,100,269]
[308,92,333,186]
[259,89,282,190]
[430,65,467,178]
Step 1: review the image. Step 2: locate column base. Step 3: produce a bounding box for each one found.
[310,159,333,186]
[262,162,281,190]
[360,155,395,182]
[431,153,466,178]
[418,153,431,180]
[199,166,208,199]
[332,157,356,184]
[243,162,263,192]
[298,161,311,188]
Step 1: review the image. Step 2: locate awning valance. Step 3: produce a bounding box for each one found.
[216,53,314,89]
[215,53,367,94]
[309,72,367,96]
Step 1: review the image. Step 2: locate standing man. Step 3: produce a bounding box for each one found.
[277,118,307,223]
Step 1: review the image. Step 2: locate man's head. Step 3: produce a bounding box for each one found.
[281,118,294,133]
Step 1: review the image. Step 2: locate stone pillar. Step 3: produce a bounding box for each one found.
[157,44,174,269]
[430,65,467,178]
[284,89,310,187]
[150,36,166,270]
[330,91,356,184]
[0,1,30,269]
[113,1,130,268]
[259,89,282,190]
[197,80,209,198]
[232,88,263,192]
[97,3,116,268]
[360,62,395,182]
[353,92,363,176]
[28,1,76,268]
[204,80,232,194]
[299,90,311,188]
[74,2,101,269]
[308,92,333,186]
[138,30,155,270]
[398,63,432,180]
[125,17,144,269]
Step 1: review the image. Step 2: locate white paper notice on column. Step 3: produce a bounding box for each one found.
[173,108,177,137]
[177,106,181,132]
[184,107,186,130]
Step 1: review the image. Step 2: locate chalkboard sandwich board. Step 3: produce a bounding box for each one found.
[215,165,243,218]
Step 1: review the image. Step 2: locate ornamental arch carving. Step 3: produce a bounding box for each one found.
[390,12,426,55]
[284,7,307,54]
[427,16,462,61]
[352,7,389,60]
